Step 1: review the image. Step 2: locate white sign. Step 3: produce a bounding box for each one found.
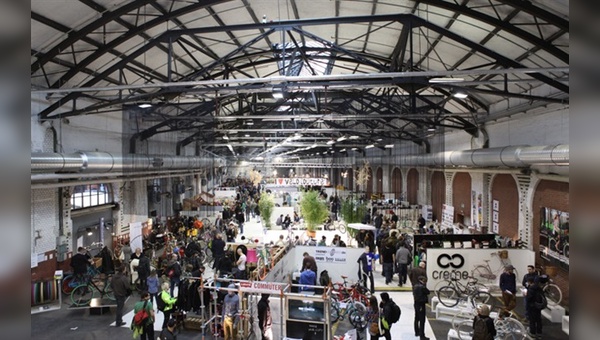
[426,248,534,290]
[313,247,347,264]
[31,253,38,268]
[272,178,330,187]
[238,280,287,294]
[441,204,454,231]
[129,222,143,252]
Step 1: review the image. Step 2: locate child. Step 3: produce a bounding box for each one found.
[146,269,159,308]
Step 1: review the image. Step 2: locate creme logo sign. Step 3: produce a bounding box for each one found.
[437,254,465,269]
[433,253,469,280]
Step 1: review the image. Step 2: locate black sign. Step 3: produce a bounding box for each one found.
[437,253,465,269]
[286,320,327,340]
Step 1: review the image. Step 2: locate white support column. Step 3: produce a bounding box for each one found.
[516,174,534,249]
[445,172,455,206]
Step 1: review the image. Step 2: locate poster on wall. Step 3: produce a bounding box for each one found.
[492,211,499,223]
[540,207,569,266]
[129,222,143,252]
[471,191,478,230]
[492,222,499,233]
[422,205,433,221]
[313,247,347,264]
[441,204,454,232]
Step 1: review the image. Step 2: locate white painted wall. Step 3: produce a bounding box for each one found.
[31,188,60,254]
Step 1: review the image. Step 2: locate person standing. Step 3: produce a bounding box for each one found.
[417,214,426,234]
[472,304,496,340]
[299,268,317,291]
[160,282,178,330]
[395,243,411,287]
[409,261,427,286]
[301,252,318,273]
[211,233,226,269]
[235,247,247,280]
[111,265,130,327]
[525,277,544,338]
[136,252,151,292]
[122,242,132,268]
[222,284,240,340]
[412,276,430,339]
[166,255,182,297]
[379,293,397,340]
[70,247,93,280]
[499,265,517,316]
[366,296,383,339]
[381,241,395,285]
[235,208,245,235]
[522,265,538,321]
[146,270,159,307]
[357,246,376,294]
[257,294,273,340]
[132,291,155,340]
[159,318,178,340]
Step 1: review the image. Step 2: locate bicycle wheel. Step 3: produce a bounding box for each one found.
[498,318,527,340]
[456,320,474,340]
[71,284,94,306]
[433,279,451,294]
[563,243,569,258]
[471,291,493,308]
[337,222,346,234]
[330,301,340,323]
[203,248,213,265]
[544,284,562,306]
[471,265,493,282]
[437,286,460,307]
[348,308,368,330]
[61,275,74,294]
[451,311,474,331]
[201,218,211,229]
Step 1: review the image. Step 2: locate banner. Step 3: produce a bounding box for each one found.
[238,280,287,294]
[441,204,454,231]
[129,222,143,252]
[539,207,569,266]
[269,177,330,187]
[313,247,347,264]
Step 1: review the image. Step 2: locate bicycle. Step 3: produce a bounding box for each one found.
[471,250,519,284]
[455,309,527,340]
[437,281,492,308]
[324,218,347,234]
[70,273,115,306]
[62,265,101,294]
[434,276,487,297]
[330,296,368,329]
[256,244,273,280]
[330,275,371,307]
[534,268,563,306]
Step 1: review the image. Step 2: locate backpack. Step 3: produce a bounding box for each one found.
[156,293,166,312]
[384,300,401,324]
[133,301,149,326]
[319,270,331,287]
[473,316,493,340]
[534,293,548,310]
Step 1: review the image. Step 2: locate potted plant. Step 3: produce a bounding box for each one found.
[258,192,275,229]
[340,196,368,244]
[299,190,329,238]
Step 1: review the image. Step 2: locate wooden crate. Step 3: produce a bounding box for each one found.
[184,317,204,331]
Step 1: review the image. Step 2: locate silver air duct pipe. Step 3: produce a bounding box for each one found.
[31,152,220,173]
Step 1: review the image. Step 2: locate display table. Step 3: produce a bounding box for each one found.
[89,298,110,315]
[562,315,569,335]
[542,304,565,323]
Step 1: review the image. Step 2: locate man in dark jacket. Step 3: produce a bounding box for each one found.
[301,252,318,273]
[137,253,151,291]
[409,261,427,286]
[110,265,130,326]
[257,294,272,340]
[412,276,430,340]
[211,233,226,269]
[235,209,245,234]
[525,276,544,338]
[381,242,396,285]
[499,265,517,316]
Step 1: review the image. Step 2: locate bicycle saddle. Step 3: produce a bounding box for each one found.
[341,275,348,279]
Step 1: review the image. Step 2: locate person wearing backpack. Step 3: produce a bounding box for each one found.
[472,304,496,340]
[525,276,545,338]
[158,318,178,340]
[379,292,401,340]
[166,256,182,297]
[159,281,178,330]
[131,291,155,340]
[412,276,430,340]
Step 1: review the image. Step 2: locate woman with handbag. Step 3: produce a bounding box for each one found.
[367,296,384,338]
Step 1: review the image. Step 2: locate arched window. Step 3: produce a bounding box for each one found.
[71,183,112,209]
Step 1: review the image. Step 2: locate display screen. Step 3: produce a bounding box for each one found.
[539,207,569,266]
[286,320,327,340]
[287,299,325,322]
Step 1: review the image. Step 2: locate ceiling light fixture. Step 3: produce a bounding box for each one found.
[245,120,254,126]
[384,144,394,148]
[351,147,358,151]
[365,144,375,149]
[337,136,347,142]
[138,103,152,108]
[349,135,359,140]
[429,77,465,83]
[326,140,335,145]
[453,92,468,99]
[427,128,436,132]
[244,134,250,137]
[222,135,229,140]
[339,148,346,152]
[376,138,382,141]
[272,92,284,99]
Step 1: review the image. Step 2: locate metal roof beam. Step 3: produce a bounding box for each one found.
[495,0,569,31]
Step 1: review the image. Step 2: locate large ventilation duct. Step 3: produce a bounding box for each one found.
[31,152,220,173]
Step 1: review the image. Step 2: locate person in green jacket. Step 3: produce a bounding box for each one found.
[160,282,178,329]
[132,291,155,340]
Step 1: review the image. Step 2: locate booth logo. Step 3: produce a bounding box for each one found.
[437,254,465,269]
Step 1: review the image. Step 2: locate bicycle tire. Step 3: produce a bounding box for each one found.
[456,320,474,340]
[337,223,346,234]
[203,248,214,265]
[201,218,211,229]
[451,311,474,331]
[544,283,562,306]
[563,244,569,258]
[471,291,492,308]
[104,281,115,300]
[348,308,368,330]
[433,279,452,294]
[497,317,527,340]
[437,286,460,307]
[257,257,268,280]
[330,301,340,323]
[61,275,74,294]
[71,284,94,306]
[472,265,493,282]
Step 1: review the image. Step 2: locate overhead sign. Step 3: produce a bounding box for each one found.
[238,280,287,294]
[314,247,347,264]
[270,178,330,187]
[441,204,454,231]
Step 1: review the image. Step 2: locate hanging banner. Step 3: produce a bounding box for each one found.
[129,222,143,252]
[313,247,348,264]
[268,178,330,187]
[238,280,287,294]
[441,204,454,231]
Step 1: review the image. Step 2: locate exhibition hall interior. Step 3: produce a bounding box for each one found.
[30,1,569,339]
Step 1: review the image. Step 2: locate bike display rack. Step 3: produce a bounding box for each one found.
[542,303,566,323]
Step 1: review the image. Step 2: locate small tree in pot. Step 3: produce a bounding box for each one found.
[299,190,329,238]
[258,192,275,229]
[340,196,368,245]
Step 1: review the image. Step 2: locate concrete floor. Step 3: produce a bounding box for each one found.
[31,219,569,339]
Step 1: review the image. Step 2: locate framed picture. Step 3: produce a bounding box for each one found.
[492,211,499,222]
[493,200,499,211]
[492,222,499,233]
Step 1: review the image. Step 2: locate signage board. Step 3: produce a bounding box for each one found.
[313,247,347,264]
[269,178,330,187]
[238,280,287,295]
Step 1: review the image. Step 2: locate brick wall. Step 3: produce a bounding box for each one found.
[431,171,446,222]
[532,179,569,308]
[407,168,419,205]
[452,172,472,222]
[376,167,383,194]
[391,167,402,198]
[491,174,519,239]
